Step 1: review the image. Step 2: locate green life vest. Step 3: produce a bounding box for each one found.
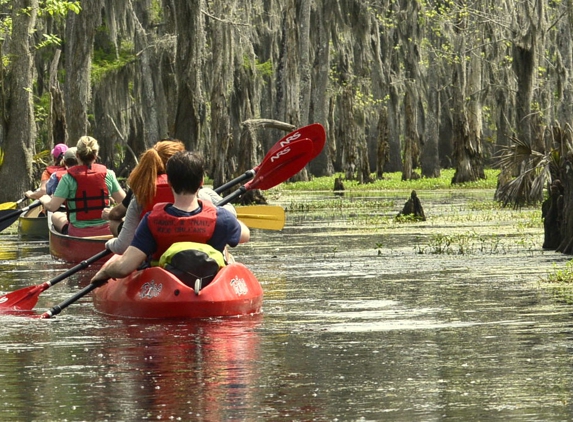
[158,242,226,291]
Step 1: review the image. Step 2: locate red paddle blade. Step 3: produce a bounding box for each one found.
[216,124,326,194]
[266,123,326,162]
[247,138,314,190]
[0,283,49,311]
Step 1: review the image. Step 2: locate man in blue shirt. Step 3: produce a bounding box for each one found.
[90,151,249,284]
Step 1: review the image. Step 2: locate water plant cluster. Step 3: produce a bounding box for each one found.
[545,260,573,284]
[413,231,539,256]
[275,169,546,262]
[280,169,500,192]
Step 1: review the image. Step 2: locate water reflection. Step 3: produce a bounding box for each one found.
[0,312,263,420]
[90,317,263,420]
[2,191,573,420]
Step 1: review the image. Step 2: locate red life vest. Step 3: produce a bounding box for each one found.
[46,165,65,177]
[146,200,217,261]
[139,174,174,218]
[54,168,68,181]
[66,164,110,220]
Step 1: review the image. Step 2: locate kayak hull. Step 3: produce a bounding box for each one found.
[18,207,48,240]
[92,261,263,319]
[48,213,111,264]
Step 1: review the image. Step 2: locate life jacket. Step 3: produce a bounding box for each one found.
[146,200,217,261]
[53,168,68,181]
[139,174,173,218]
[46,165,65,177]
[66,164,110,220]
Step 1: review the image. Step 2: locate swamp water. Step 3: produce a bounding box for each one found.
[0,189,573,421]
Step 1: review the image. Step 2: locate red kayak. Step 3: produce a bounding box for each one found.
[92,257,263,319]
[48,212,111,264]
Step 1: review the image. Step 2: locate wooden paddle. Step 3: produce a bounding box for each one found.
[215,123,326,193]
[237,205,285,231]
[39,137,317,318]
[0,201,42,232]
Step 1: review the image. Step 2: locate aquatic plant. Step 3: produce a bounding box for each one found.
[412,231,536,255]
[544,260,573,284]
[278,169,500,192]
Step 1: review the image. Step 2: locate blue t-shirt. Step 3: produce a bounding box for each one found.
[46,172,59,195]
[131,203,242,258]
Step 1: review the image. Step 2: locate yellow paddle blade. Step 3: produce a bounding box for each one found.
[0,201,17,211]
[237,205,285,231]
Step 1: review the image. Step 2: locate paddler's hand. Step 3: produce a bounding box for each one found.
[101,207,112,220]
[91,268,110,286]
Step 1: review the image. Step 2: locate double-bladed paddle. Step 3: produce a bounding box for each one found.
[41,281,103,319]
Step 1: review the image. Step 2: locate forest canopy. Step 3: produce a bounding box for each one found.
[0,0,570,208]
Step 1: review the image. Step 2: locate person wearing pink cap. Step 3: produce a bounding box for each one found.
[25,143,68,200]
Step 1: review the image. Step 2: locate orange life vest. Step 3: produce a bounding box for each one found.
[146,200,217,261]
[66,164,110,220]
[46,165,66,177]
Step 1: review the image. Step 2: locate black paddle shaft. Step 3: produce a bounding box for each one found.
[214,170,255,195]
[42,284,98,318]
[42,280,107,319]
[48,249,112,287]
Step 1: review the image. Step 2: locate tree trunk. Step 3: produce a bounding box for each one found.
[513,42,535,148]
[308,0,333,176]
[49,49,67,146]
[451,32,484,184]
[298,0,311,124]
[65,0,103,143]
[0,0,38,202]
[208,1,233,188]
[132,4,159,148]
[512,0,545,154]
[278,0,300,128]
[557,160,573,254]
[421,62,440,178]
[376,106,390,179]
[559,0,573,125]
[402,88,414,181]
[173,0,205,150]
[385,78,402,173]
[340,85,358,180]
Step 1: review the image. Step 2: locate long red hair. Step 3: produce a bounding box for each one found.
[128,139,185,208]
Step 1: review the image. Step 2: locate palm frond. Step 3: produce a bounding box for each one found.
[494,135,551,208]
